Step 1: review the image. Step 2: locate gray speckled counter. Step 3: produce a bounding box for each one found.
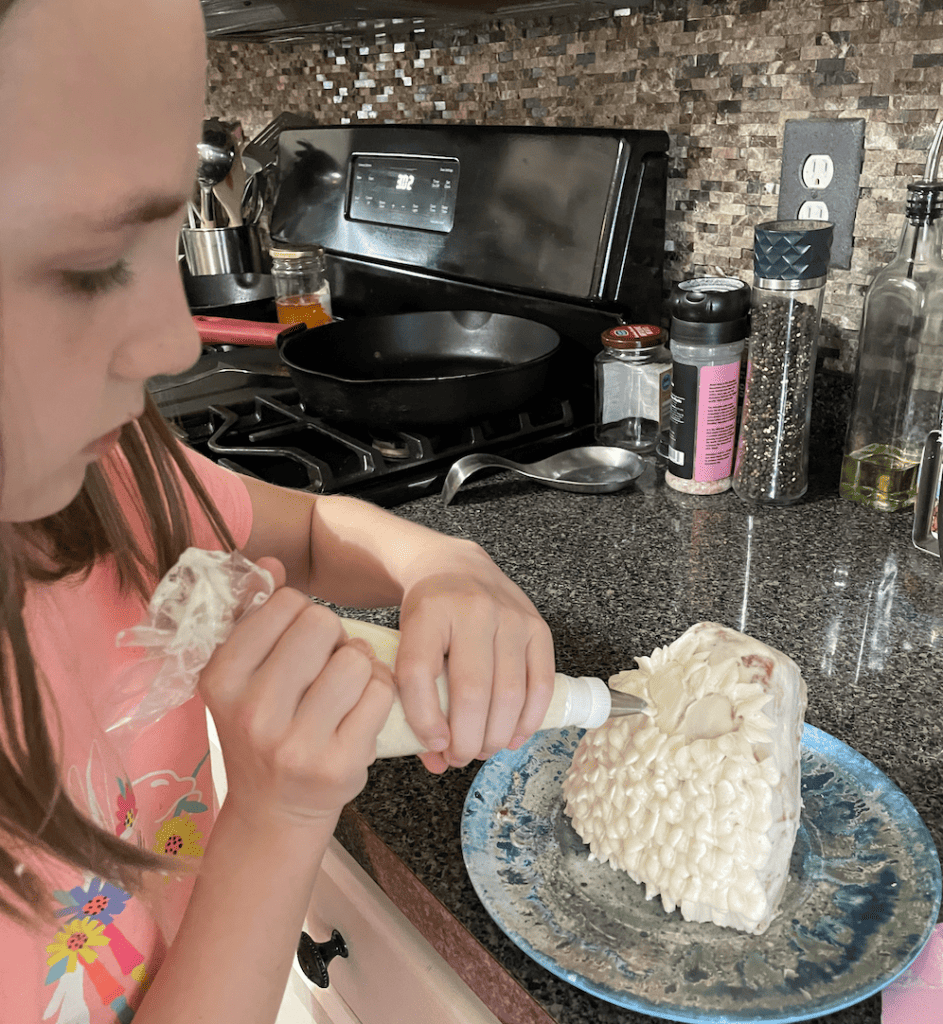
[339,447,942,1024]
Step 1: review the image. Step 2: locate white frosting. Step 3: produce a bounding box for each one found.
[561,622,807,935]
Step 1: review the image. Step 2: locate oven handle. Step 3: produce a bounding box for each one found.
[296,929,349,988]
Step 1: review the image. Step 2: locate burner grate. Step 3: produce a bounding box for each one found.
[179,387,582,505]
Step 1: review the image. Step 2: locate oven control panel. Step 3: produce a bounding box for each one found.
[349,155,459,232]
[271,124,669,311]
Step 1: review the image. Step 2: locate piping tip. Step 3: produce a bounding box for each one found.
[607,689,649,717]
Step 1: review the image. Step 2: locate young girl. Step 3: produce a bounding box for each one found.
[0,0,556,1020]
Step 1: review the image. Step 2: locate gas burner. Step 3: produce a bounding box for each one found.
[157,383,588,506]
[371,436,412,461]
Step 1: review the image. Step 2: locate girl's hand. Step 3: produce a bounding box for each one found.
[393,540,555,773]
[198,557,395,827]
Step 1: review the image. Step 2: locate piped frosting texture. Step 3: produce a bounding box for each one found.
[562,622,807,935]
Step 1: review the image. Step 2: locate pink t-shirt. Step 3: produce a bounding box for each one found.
[0,444,253,1023]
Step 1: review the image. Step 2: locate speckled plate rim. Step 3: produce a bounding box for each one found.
[461,724,942,1024]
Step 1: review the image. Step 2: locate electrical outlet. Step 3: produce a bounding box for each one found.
[777,118,865,271]
[798,199,830,221]
[802,155,834,190]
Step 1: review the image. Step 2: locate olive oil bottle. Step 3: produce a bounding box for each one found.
[840,181,943,511]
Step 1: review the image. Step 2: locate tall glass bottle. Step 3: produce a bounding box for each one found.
[839,182,943,511]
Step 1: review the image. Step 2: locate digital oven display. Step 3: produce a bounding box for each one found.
[348,155,459,232]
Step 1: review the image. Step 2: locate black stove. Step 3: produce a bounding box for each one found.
[157,124,668,507]
[151,344,595,506]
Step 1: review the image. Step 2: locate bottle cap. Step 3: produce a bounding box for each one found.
[668,276,751,344]
[753,220,833,286]
[669,276,751,322]
[905,181,943,224]
[601,324,664,350]
[269,245,325,260]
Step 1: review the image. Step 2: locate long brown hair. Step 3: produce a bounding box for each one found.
[0,399,236,922]
[0,0,237,922]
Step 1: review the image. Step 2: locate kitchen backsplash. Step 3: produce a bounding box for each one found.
[205,0,943,374]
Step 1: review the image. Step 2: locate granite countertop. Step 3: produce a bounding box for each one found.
[337,448,943,1024]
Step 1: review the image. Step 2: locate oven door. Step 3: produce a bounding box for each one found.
[208,714,501,1024]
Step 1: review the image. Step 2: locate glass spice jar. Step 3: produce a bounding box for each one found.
[732,220,833,505]
[594,324,672,454]
[270,245,333,329]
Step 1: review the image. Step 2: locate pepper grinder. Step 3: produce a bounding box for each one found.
[732,220,833,505]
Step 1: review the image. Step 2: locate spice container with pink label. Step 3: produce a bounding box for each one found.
[665,277,750,494]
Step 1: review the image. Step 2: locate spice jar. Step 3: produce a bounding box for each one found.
[270,245,333,328]
[665,276,751,494]
[732,220,833,505]
[594,324,672,454]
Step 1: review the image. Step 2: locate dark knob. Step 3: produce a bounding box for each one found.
[297,929,349,989]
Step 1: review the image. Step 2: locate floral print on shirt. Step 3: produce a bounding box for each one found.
[45,882,141,1024]
[114,783,137,840]
[42,746,211,1023]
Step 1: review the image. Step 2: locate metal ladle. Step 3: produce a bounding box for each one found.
[441,446,645,506]
[196,119,235,229]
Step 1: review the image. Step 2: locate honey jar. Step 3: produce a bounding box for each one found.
[269,245,333,329]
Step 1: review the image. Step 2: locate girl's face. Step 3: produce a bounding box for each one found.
[0,0,207,522]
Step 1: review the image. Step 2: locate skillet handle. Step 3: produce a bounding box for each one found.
[193,315,304,347]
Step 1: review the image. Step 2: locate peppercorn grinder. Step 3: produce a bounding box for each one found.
[732,219,833,505]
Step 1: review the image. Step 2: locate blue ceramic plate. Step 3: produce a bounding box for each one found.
[461,725,941,1023]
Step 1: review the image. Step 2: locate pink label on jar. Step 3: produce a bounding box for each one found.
[693,361,740,481]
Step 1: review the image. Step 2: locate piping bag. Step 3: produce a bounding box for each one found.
[110,548,646,756]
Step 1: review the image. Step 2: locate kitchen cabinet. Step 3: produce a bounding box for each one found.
[201,0,626,40]
[334,450,942,1024]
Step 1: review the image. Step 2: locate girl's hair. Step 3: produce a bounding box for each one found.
[0,0,235,922]
[0,398,236,921]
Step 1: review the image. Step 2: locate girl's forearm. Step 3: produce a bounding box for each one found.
[132,802,337,1024]
[306,493,490,607]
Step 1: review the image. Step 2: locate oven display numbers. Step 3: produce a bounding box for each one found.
[349,155,459,232]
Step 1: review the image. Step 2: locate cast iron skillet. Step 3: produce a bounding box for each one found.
[279,309,561,428]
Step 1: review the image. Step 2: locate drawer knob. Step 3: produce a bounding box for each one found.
[297,929,349,989]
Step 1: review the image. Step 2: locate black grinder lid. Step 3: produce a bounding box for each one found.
[669,276,751,344]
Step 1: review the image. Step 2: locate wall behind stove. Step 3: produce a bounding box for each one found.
[205,0,943,372]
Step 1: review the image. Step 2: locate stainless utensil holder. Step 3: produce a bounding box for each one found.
[912,429,942,556]
[181,224,263,277]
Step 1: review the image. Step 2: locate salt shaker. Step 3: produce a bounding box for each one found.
[665,276,750,495]
[732,220,833,505]
[270,245,333,329]
[594,324,672,454]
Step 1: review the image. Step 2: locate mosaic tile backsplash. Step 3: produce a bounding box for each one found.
[205,0,943,372]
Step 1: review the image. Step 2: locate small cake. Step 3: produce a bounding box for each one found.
[562,622,807,935]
